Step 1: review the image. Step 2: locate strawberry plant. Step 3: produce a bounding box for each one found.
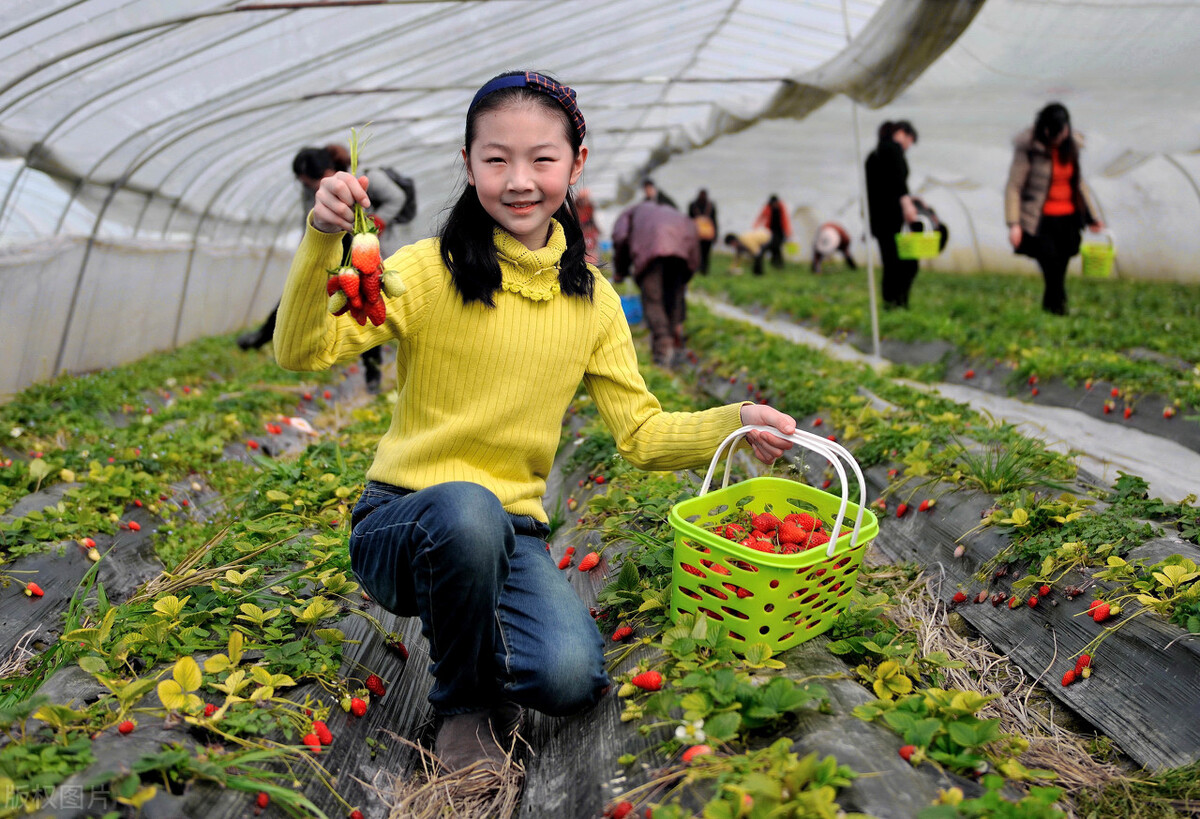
[628,738,865,819]
[918,775,1066,818]
[852,688,1031,778]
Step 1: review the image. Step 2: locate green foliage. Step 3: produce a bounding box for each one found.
[644,738,866,819]
[918,775,1065,819]
[852,688,1016,776]
[690,260,1200,409]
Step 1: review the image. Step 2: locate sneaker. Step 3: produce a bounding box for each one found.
[434,711,508,773]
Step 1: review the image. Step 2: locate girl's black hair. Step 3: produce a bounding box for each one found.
[1034,102,1077,165]
[877,120,918,145]
[439,72,593,307]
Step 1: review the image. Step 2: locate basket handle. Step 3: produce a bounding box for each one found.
[1083,228,1115,248]
[700,425,868,557]
[898,214,933,234]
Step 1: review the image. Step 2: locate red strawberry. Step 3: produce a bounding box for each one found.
[1061,669,1076,686]
[1091,602,1111,622]
[327,274,341,296]
[1075,654,1091,672]
[812,417,823,426]
[1031,386,1039,396]
[681,744,713,764]
[682,563,705,577]
[723,523,748,541]
[337,267,362,307]
[303,732,322,752]
[350,697,367,717]
[365,674,386,698]
[365,289,386,328]
[808,531,830,548]
[1038,584,1051,597]
[895,503,909,518]
[24,582,44,598]
[750,512,781,533]
[918,499,934,512]
[1027,596,1038,608]
[256,792,270,809]
[1164,406,1177,419]
[1088,599,1102,612]
[778,521,808,545]
[351,233,382,273]
[608,802,634,819]
[964,369,975,379]
[611,625,633,642]
[578,551,601,572]
[128,521,141,532]
[117,720,135,734]
[350,811,365,819]
[898,744,916,761]
[204,703,217,717]
[630,671,662,691]
[786,512,818,530]
[1123,407,1133,420]
[821,478,832,489]
[1008,596,1021,609]
[1110,387,1120,398]
[1103,402,1113,415]
[387,639,409,661]
[558,554,572,570]
[566,546,576,555]
[952,591,967,604]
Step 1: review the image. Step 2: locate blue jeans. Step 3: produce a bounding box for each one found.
[349,481,610,716]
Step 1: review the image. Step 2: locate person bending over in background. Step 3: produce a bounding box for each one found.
[1005,102,1104,315]
[612,197,700,368]
[810,221,857,275]
[273,70,798,773]
[723,229,771,276]
[865,120,920,308]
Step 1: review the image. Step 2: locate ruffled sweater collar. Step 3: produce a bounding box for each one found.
[494,220,565,301]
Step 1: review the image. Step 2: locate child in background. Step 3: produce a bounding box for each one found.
[273,70,797,774]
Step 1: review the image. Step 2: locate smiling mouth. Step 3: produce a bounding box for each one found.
[505,201,539,210]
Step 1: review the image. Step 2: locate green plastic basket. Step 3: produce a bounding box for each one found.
[895,230,940,260]
[668,426,879,652]
[1081,231,1115,278]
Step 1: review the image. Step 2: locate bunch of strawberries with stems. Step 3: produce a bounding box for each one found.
[326,127,404,326]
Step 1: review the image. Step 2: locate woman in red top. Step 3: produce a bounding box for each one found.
[1005,103,1104,315]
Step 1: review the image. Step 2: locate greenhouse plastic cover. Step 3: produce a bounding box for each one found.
[2,0,1199,397]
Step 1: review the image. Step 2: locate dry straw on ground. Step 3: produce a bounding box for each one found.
[887,556,1125,796]
[368,733,525,819]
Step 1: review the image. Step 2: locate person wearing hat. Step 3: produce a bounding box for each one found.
[810,221,857,275]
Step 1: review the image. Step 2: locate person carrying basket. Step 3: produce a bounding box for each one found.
[273,70,798,775]
[1005,102,1105,315]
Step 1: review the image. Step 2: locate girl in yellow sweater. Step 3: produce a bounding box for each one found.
[274,70,797,773]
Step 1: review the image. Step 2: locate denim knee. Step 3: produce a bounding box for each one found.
[418,482,513,573]
[511,638,607,717]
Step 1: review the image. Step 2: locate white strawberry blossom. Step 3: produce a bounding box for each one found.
[675,720,705,742]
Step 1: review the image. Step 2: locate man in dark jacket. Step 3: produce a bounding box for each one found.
[611,200,700,368]
[865,121,920,308]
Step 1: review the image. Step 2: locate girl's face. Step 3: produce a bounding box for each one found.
[463,102,587,251]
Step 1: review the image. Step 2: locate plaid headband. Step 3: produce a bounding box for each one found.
[469,72,586,142]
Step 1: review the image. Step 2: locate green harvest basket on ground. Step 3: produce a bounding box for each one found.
[1081,231,1116,278]
[895,216,941,260]
[667,426,879,652]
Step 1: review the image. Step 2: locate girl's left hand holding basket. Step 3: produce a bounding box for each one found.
[739,404,797,463]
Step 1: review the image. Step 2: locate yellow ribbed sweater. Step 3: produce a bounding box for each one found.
[274,218,746,522]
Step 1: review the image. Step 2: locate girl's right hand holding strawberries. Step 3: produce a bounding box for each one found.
[313,172,372,234]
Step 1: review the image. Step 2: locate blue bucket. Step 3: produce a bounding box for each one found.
[620,293,642,324]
